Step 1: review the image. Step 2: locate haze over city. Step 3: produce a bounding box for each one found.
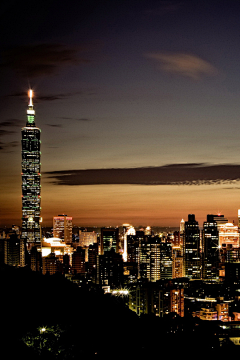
[1,0,240,227]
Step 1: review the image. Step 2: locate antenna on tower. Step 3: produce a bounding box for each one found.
[27,89,35,119]
[28,89,33,107]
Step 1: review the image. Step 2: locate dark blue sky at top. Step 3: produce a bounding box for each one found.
[1,0,240,168]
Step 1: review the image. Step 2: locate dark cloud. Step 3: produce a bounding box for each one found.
[0,119,24,127]
[45,163,240,186]
[6,91,82,102]
[0,140,19,151]
[38,94,70,101]
[6,92,26,98]
[45,124,62,128]
[1,43,90,78]
[7,141,19,147]
[0,129,16,136]
[76,118,92,122]
[0,127,18,151]
[224,187,240,190]
[36,91,83,102]
[59,117,92,121]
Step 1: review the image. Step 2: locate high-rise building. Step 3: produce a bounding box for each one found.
[128,281,184,317]
[53,215,72,243]
[172,231,182,247]
[127,231,144,263]
[79,230,97,262]
[180,219,185,248]
[170,288,184,317]
[183,214,201,279]
[122,224,136,261]
[160,241,172,279]
[172,248,183,278]
[4,230,20,266]
[138,236,172,282]
[72,247,85,275]
[100,227,119,254]
[212,214,228,230]
[97,249,123,287]
[180,219,185,234]
[216,303,229,322]
[202,214,220,280]
[87,243,98,281]
[30,246,42,272]
[21,90,41,255]
[219,222,239,249]
[172,230,183,279]
[149,238,161,282]
[138,236,157,281]
[79,231,97,247]
[42,253,63,275]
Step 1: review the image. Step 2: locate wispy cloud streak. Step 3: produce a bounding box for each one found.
[146,52,218,79]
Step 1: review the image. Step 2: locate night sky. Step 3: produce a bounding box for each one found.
[1,0,240,227]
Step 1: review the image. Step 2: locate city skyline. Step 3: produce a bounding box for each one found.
[1,1,240,227]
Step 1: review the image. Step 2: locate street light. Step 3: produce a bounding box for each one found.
[39,327,46,353]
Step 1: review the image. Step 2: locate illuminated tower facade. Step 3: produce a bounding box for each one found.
[21,90,41,252]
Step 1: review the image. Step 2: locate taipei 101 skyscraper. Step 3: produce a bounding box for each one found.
[21,90,41,258]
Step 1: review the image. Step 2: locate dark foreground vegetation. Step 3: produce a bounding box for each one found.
[0,264,238,358]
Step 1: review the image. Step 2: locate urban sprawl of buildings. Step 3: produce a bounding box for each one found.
[2,91,240,345]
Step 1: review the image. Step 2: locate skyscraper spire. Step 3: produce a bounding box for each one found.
[26,89,35,126]
[21,90,41,261]
[28,89,33,107]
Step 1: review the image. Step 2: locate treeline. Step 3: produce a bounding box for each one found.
[0,265,237,358]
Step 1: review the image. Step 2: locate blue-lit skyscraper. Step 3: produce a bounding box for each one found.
[21,90,41,252]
